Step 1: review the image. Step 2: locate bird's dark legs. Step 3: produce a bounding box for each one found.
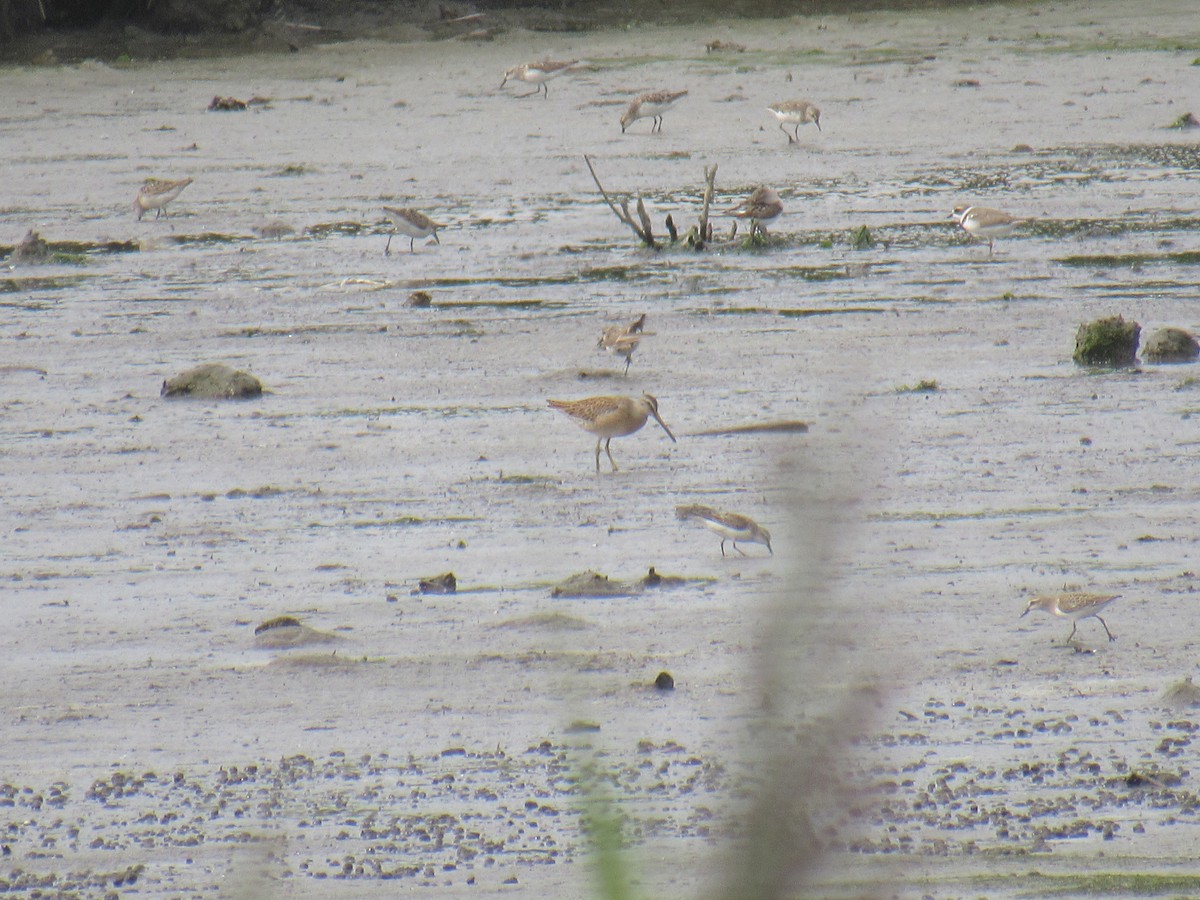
[385,234,393,256]
[1096,615,1116,641]
[604,438,618,472]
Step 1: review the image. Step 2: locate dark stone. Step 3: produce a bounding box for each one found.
[1073,316,1140,367]
[654,671,674,691]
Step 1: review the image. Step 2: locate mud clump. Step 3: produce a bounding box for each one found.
[161,363,263,399]
[1073,316,1140,367]
[10,230,50,264]
[551,570,633,599]
[1161,675,1200,710]
[1142,327,1199,364]
[253,615,340,649]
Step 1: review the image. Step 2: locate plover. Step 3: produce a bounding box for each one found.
[1020,592,1120,643]
[725,186,784,237]
[766,100,821,143]
[597,313,646,375]
[383,206,442,255]
[500,59,578,98]
[950,205,1019,256]
[676,504,772,556]
[620,90,688,134]
[134,178,193,221]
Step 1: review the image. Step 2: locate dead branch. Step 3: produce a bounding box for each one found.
[700,163,717,244]
[584,155,658,249]
[635,196,654,244]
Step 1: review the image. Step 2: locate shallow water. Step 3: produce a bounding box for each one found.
[3,0,1200,895]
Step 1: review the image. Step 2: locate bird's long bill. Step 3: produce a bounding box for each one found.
[652,410,677,442]
[1019,606,1030,619]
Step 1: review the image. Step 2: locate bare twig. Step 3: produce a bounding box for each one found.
[635,195,654,245]
[584,155,658,249]
[700,163,717,244]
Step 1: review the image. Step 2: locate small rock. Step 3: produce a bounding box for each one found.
[1142,327,1199,364]
[208,95,247,111]
[416,572,456,594]
[161,363,263,399]
[654,671,675,691]
[1073,315,1140,367]
[405,291,433,307]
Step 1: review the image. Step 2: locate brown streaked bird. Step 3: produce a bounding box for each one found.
[547,393,676,472]
[500,59,579,98]
[383,206,442,255]
[620,90,688,133]
[767,100,821,143]
[134,177,193,221]
[725,186,783,237]
[950,205,1020,257]
[676,504,772,557]
[597,313,646,376]
[1020,592,1120,643]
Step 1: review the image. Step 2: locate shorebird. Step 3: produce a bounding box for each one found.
[383,206,442,255]
[597,313,646,375]
[950,205,1019,257]
[500,59,578,98]
[620,90,688,134]
[547,393,676,472]
[725,186,784,237]
[1020,592,1120,643]
[676,504,772,557]
[133,177,193,221]
[767,100,821,143]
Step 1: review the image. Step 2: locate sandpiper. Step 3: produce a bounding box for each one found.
[383,206,442,255]
[133,177,193,221]
[500,59,578,98]
[597,313,646,375]
[620,90,688,134]
[676,504,772,557]
[725,186,783,237]
[1020,592,1120,643]
[767,100,821,143]
[547,393,676,472]
[950,205,1019,257]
